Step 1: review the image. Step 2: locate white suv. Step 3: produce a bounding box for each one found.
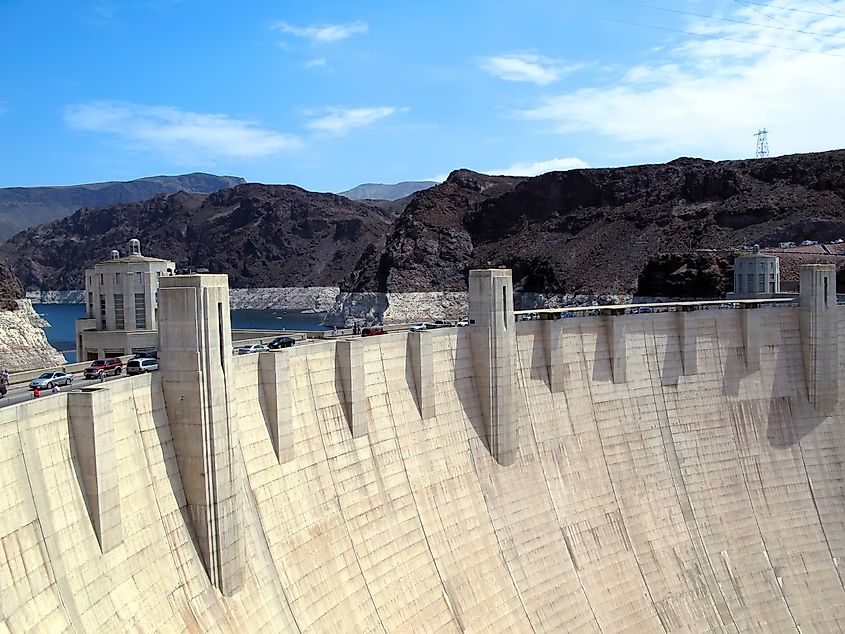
[127,358,159,374]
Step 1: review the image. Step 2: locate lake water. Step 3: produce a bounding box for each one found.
[34,303,330,363]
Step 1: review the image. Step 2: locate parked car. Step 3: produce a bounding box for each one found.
[126,358,159,375]
[236,344,268,355]
[83,358,123,379]
[432,319,454,328]
[361,326,386,336]
[268,336,296,349]
[29,371,74,390]
[133,349,158,359]
[457,318,470,327]
[409,323,437,332]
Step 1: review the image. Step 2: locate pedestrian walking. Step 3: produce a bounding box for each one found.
[32,387,40,398]
[0,383,6,398]
[51,384,61,395]
[98,369,107,383]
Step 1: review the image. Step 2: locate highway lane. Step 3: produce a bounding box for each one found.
[0,374,132,408]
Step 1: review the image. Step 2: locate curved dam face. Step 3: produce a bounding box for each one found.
[1,270,844,632]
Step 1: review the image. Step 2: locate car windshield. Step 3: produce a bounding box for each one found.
[92,360,107,366]
[38,373,53,379]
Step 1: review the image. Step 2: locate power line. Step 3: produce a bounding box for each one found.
[807,0,845,18]
[605,0,845,41]
[734,0,845,19]
[741,0,838,49]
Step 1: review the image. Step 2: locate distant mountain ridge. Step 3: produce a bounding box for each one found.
[0,183,399,290]
[0,172,245,241]
[339,181,437,201]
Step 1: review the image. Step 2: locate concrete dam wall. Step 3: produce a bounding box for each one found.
[1,269,844,632]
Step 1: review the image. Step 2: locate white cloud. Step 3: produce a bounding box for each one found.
[518,1,845,158]
[305,58,327,68]
[271,20,367,44]
[487,157,590,176]
[480,53,577,85]
[306,106,405,135]
[64,101,301,162]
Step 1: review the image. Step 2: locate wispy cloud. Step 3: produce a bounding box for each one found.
[305,58,328,69]
[480,53,579,86]
[518,1,845,158]
[487,157,590,176]
[63,101,302,162]
[271,20,368,44]
[306,106,405,135]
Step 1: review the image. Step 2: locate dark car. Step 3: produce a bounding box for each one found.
[361,326,386,336]
[133,349,158,359]
[268,336,296,349]
[83,358,123,379]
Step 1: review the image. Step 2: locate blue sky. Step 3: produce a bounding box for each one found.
[2,0,844,191]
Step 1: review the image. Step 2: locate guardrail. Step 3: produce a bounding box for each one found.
[513,297,797,319]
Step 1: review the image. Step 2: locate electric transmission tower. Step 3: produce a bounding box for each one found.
[754,129,769,158]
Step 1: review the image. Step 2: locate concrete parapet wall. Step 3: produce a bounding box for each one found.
[1,299,845,631]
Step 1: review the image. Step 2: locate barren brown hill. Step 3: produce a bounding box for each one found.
[0,183,399,290]
[346,149,845,296]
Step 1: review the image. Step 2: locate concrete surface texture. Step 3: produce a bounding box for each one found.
[0,268,844,632]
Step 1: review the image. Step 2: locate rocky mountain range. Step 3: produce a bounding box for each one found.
[345,150,845,296]
[0,172,245,241]
[339,181,437,201]
[2,149,844,299]
[0,183,398,290]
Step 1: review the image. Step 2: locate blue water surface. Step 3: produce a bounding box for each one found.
[34,303,329,364]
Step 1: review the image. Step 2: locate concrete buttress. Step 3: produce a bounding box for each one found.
[67,387,121,553]
[676,309,699,376]
[542,318,565,393]
[469,269,518,466]
[799,264,839,412]
[337,339,368,437]
[741,307,761,372]
[408,330,434,419]
[157,274,244,595]
[605,311,627,384]
[258,350,293,463]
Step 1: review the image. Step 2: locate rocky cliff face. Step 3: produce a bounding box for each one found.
[0,184,399,290]
[345,150,845,296]
[0,300,66,372]
[0,261,24,311]
[0,172,245,242]
[0,265,64,371]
